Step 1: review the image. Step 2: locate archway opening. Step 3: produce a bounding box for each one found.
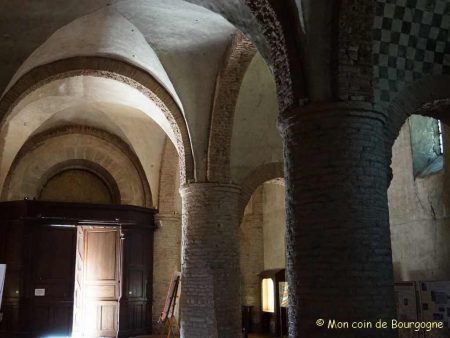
[389,111,450,327]
[240,179,287,337]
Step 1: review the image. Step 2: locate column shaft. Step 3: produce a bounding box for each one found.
[279,103,396,338]
[180,183,241,338]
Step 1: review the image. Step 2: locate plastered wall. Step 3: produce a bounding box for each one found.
[389,120,450,281]
[262,182,286,270]
[40,169,113,204]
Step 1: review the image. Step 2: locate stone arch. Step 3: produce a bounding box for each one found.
[239,161,284,213]
[207,32,256,182]
[383,75,450,187]
[2,125,152,207]
[0,56,194,184]
[36,159,121,204]
[385,76,450,149]
[191,0,305,109]
[242,0,301,110]
[239,161,286,332]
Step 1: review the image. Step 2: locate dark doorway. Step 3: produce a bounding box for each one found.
[0,200,155,338]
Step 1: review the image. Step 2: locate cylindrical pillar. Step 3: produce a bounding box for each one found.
[278,102,396,337]
[179,183,241,338]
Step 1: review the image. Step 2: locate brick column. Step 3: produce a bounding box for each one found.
[179,183,241,338]
[152,213,182,333]
[278,102,396,338]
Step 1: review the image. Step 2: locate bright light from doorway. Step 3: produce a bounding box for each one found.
[262,278,275,313]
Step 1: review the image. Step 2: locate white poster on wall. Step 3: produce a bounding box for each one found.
[0,264,5,310]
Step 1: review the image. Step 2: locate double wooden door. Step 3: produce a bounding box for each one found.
[0,200,155,338]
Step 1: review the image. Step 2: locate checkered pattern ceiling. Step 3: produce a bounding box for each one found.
[374,0,450,103]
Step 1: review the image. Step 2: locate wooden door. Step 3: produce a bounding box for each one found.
[118,229,153,336]
[0,221,24,334]
[75,227,122,338]
[72,226,85,337]
[27,226,76,336]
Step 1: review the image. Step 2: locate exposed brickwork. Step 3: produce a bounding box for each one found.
[0,56,194,184]
[385,76,450,144]
[158,138,181,213]
[243,0,295,112]
[384,76,450,185]
[336,0,375,102]
[180,183,241,338]
[240,186,264,331]
[278,102,396,338]
[152,214,182,333]
[207,32,256,183]
[2,130,148,207]
[239,161,284,214]
[152,138,182,333]
[2,125,152,205]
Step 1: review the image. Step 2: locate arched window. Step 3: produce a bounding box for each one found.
[408,115,444,177]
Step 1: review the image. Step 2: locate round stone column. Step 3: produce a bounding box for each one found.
[179,183,241,338]
[278,102,397,338]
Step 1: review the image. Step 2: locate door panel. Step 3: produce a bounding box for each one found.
[28,226,76,336]
[75,227,122,338]
[119,229,152,336]
[86,231,118,282]
[72,227,84,337]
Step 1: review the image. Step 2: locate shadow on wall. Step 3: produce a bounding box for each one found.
[389,116,450,282]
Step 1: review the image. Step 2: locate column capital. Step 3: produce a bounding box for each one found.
[278,101,388,132]
[179,182,241,197]
[154,213,181,221]
[154,213,181,227]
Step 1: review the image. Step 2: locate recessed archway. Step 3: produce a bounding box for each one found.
[38,160,121,205]
[239,173,286,336]
[2,126,152,207]
[386,76,450,284]
[0,58,194,185]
